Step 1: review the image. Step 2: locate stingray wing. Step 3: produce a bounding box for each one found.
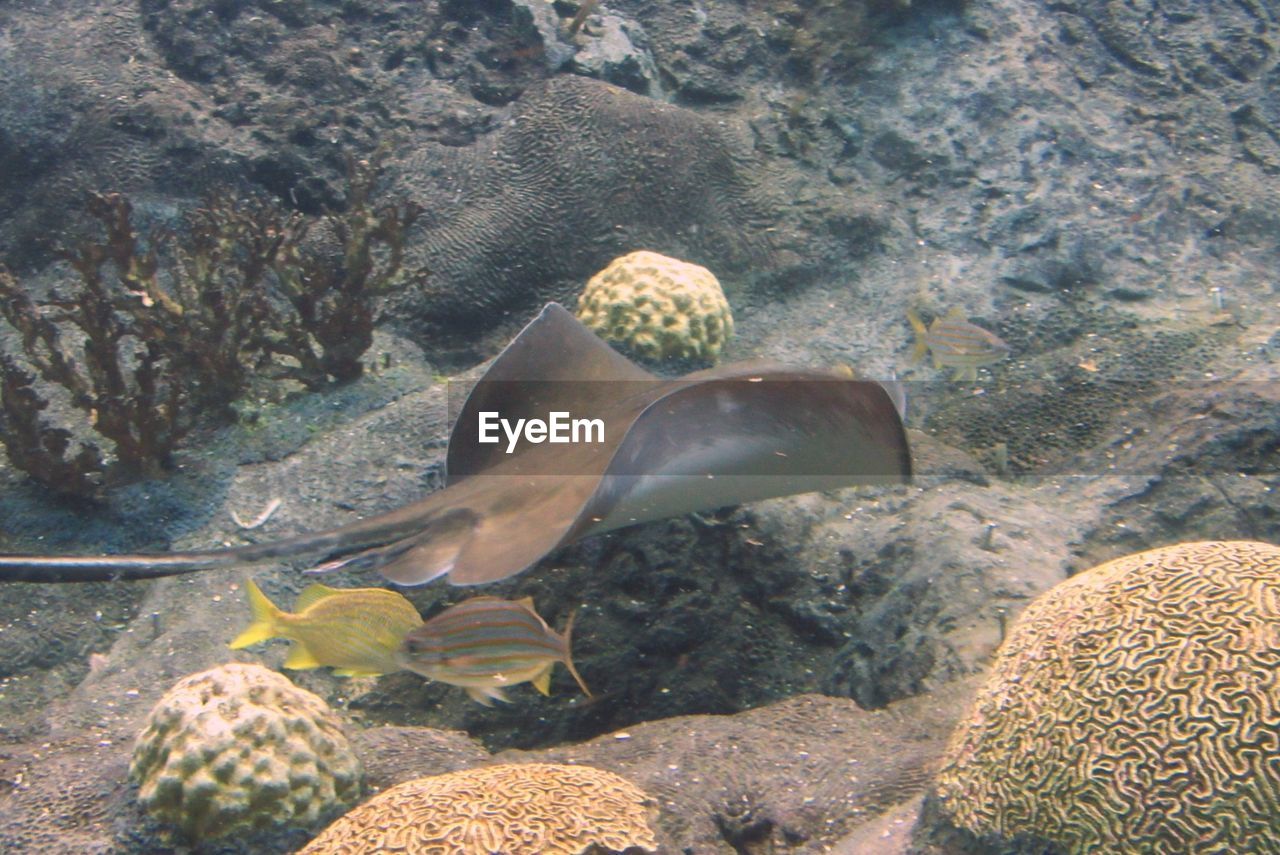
[447,303,655,483]
[577,367,912,537]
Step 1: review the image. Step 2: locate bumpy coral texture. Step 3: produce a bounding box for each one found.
[933,540,1280,853]
[129,662,362,840]
[298,762,659,855]
[577,250,734,364]
[391,76,779,338]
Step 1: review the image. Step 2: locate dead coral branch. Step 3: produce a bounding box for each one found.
[0,161,429,495]
[1,245,188,481]
[264,156,427,388]
[0,349,104,496]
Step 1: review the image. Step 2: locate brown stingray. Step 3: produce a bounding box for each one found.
[0,304,910,585]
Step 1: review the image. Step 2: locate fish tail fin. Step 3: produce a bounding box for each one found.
[228,579,284,649]
[466,686,508,706]
[906,308,929,365]
[532,665,553,696]
[283,643,323,670]
[560,608,592,698]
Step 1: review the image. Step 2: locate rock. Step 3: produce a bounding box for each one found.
[570,13,664,96]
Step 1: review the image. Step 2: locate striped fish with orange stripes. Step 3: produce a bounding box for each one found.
[397,596,591,706]
[907,307,1011,381]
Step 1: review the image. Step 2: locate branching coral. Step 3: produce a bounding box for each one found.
[0,351,104,495]
[0,156,427,494]
[0,234,191,481]
[262,156,426,387]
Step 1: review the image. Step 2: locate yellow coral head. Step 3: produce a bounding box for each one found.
[576,250,734,365]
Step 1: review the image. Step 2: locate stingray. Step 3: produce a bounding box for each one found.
[0,303,910,585]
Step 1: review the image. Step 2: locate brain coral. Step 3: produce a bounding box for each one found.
[932,540,1280,853]
[577,250,734,364]
[389,75,779,341]
[298,762,659,855]
[129,662,362,840]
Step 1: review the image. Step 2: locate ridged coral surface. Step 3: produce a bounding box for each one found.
[129,663,362,840]
[577,250,734,364]
[298,762,658,855]
[933,540,1280,853]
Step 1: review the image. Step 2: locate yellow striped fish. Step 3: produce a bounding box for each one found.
[230,579,424,677]
[907,307,1010,381]
[396,596,591,706]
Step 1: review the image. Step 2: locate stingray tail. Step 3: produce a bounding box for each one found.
[0,549,245,583]
[0,508,435,584]
[306,535,427,576]
[320,509,479,587]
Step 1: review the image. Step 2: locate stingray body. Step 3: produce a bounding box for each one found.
[0,304,910,585]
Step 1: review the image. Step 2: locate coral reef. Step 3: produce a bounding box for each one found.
[0,215,197,483]
[298,762,658,854]
[0,0,1277,850]
[0,738,137,853]
[0,159,426,493]
[929,541,1280,854]
[0,348,104,495]
[576,250,734,364]
[0,686,970,853]
[391,75,781,343]
[129,663,362,841]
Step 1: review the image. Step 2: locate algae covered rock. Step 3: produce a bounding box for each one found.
[576,250,734,364]
[299,762,659,854]
[930,541,1280,854]
[129,662,362,840]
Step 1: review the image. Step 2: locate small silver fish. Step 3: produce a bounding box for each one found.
[908,307,1010,381]
[397,596,591,706]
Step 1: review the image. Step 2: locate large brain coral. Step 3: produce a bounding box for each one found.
[129,662,362,840]
[576,250,734,364]
[931,540,1280,853]
[298,762,659,854]
[391,75,779,341]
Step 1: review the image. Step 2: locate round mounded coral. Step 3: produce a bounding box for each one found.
[931,540,1280,854]
[129,662,362,840]
[576,250,734,364]
[298,762,659,854]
